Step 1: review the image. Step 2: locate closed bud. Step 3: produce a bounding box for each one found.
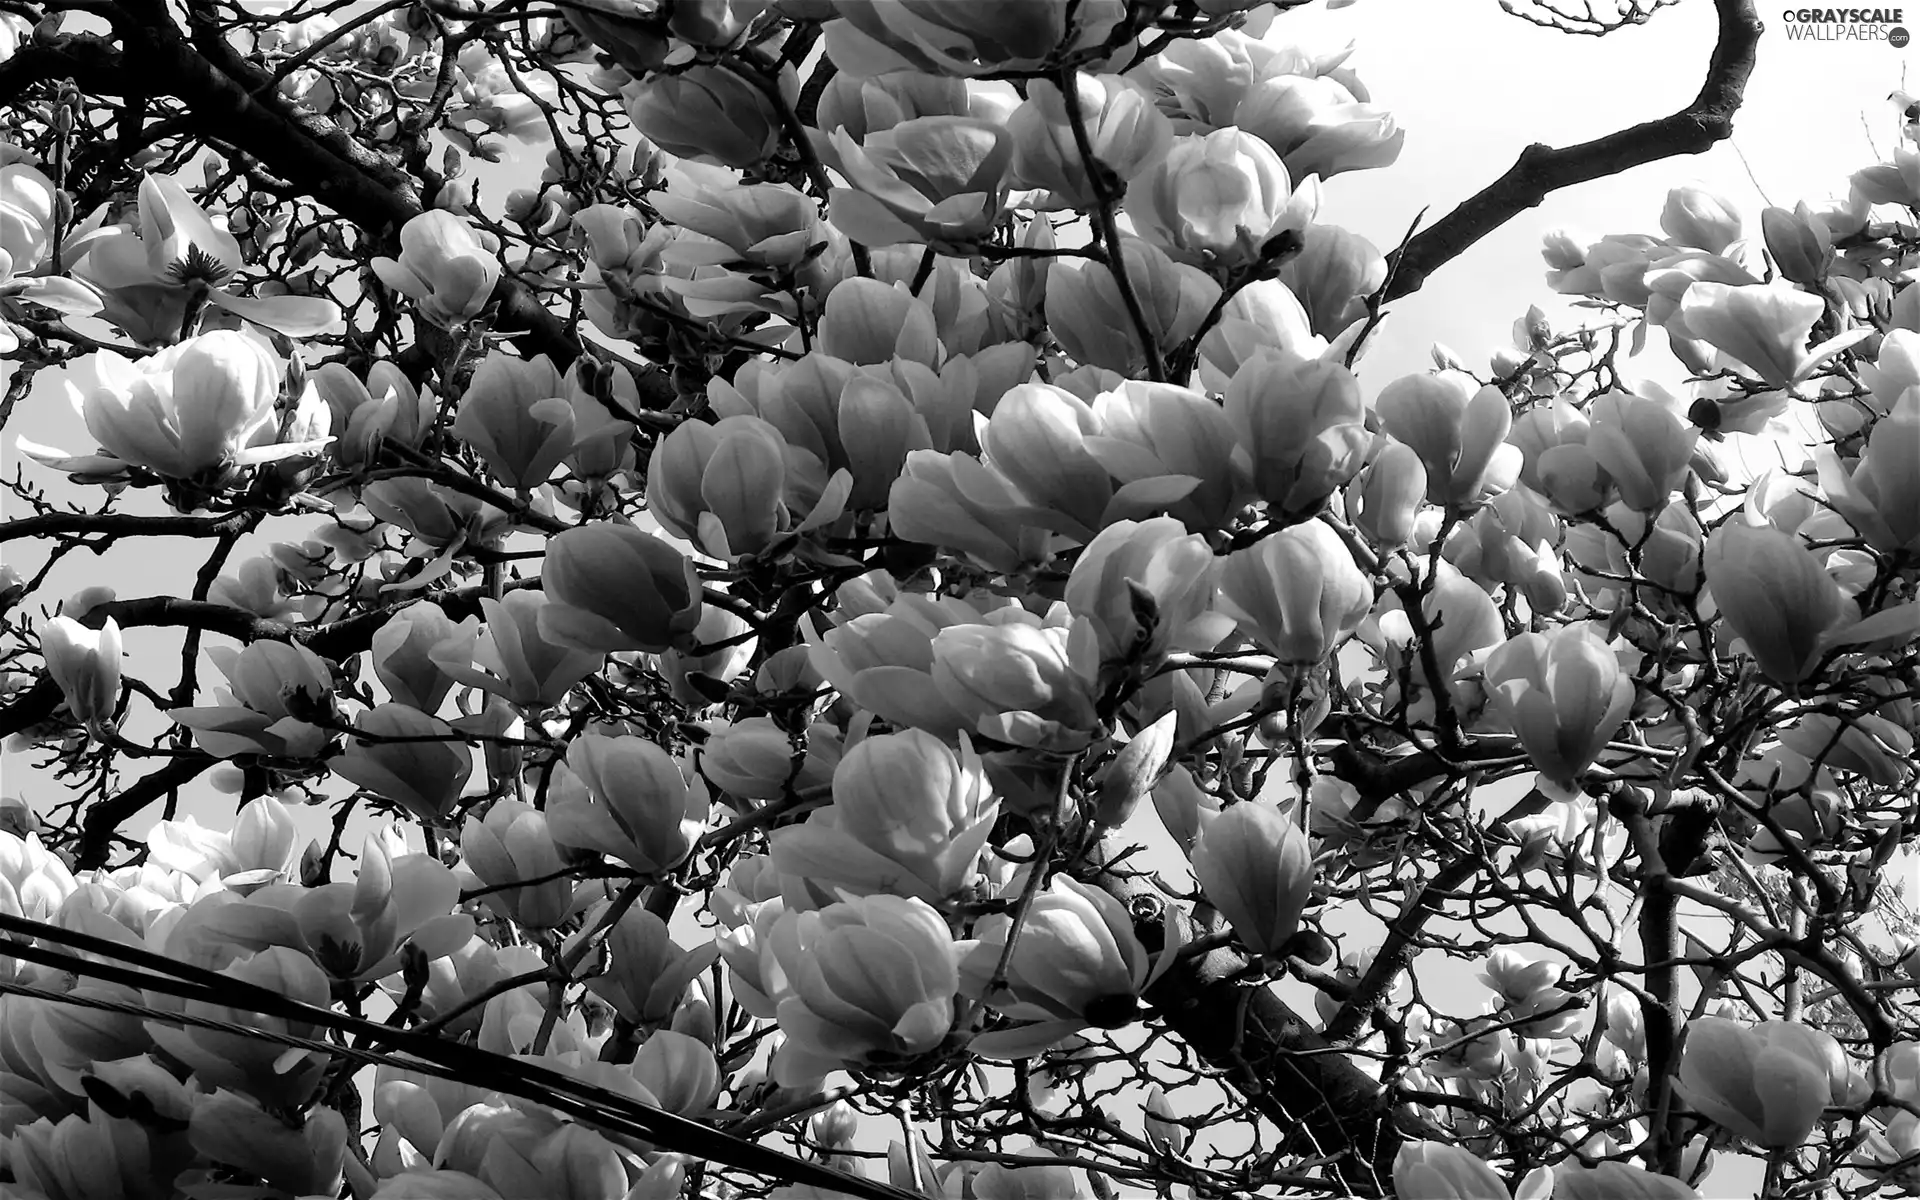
[1094,710,1179,829]
[1676,1017,1860,1147]
[39,615,121,736]
[1191,800,1314,957]
[1347,441,1427,550]
[624,64,780,170]
[1703,523,1852,684]
[1761,204,1834,289]
[538,523,704,654]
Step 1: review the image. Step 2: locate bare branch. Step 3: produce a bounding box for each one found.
[1384,0,1762,300]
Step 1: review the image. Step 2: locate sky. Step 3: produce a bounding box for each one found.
[1,0,1914,1192]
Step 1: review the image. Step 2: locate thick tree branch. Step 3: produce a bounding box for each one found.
[0,510,260,545]
[1095,855,1439,1194]
[76,752,215,869]
[1383,0,1762,300]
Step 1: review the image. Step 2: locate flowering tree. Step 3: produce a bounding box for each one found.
[5,0,1920,1197]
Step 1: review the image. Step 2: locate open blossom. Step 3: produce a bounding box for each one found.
[451,353,575,491]
[372,210,499,329]
[1224,348,1369,516]
[1124,128,1318,270]
[958,876,1172,1058]
[66,172,339,345]
[760,894,960,1085]
[170,640,335,760]
[190,828,475,985]
[1375,370,1522,509]
[771,730,999,909]
[822,117,1014,252]
[27,330,328,485]
[1007,74,1171,209]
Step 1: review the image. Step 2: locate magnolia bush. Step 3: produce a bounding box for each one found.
[0,0,1915,1197]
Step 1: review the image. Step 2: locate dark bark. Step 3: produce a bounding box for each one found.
[1383,0,1763,300]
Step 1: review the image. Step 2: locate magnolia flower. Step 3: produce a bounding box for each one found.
[1347,441,1426,550]
[1191,801,1314,956]
[552,735,707,875]
[27,330,328,486]
[579,905,719,1027]
[821,0,1125,77]
[537,523,704,654]
[1394,1141,1544,1200]
[186,1090,348,1198]
[1702,523,1855,684]
[190,828,474,984]
[169,640,335,760]
[460,800,571,929]
[957,876,1174,1058]
[331,704,474,823]
[815,70,970,141]
[822,117,1014,253]
[372,210,500,329]
[1064,517,1228,669]
[646,414,851,561]
[1675,1017,1864,1147]
[1483,625,1633,789]
[39,615,120,735]
[1007,74,1171,209]
[1673,281,1868,388]
[1660,185,1742,253]
[1084,381,1249,532]
[1815,388,1920,553]
[1124,128,1317,270]
[770,730,998,908]
[0,162,101,348]
[450,352,575,490]
[761,894,960,1086]
[143,945,333,1106]
[431,591,603,710]
[930,613,1102,752]
[1234,68,1404,181]
[1585,390,1696,513]
[0,830,78,925]
[1045,236,1218,376]
[66,173,339,345]
[1214,521,1372,665]
[1556,1162,1700,1199]
[624,64,784,170]
[1375,370,1522,509]
[1224,347,1369,516]
[148,794,299,892]
[815,277,941,367]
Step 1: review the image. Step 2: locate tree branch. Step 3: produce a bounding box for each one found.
[1383,0,1762,300]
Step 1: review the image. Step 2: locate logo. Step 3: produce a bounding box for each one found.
[1781,7,1910,38]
